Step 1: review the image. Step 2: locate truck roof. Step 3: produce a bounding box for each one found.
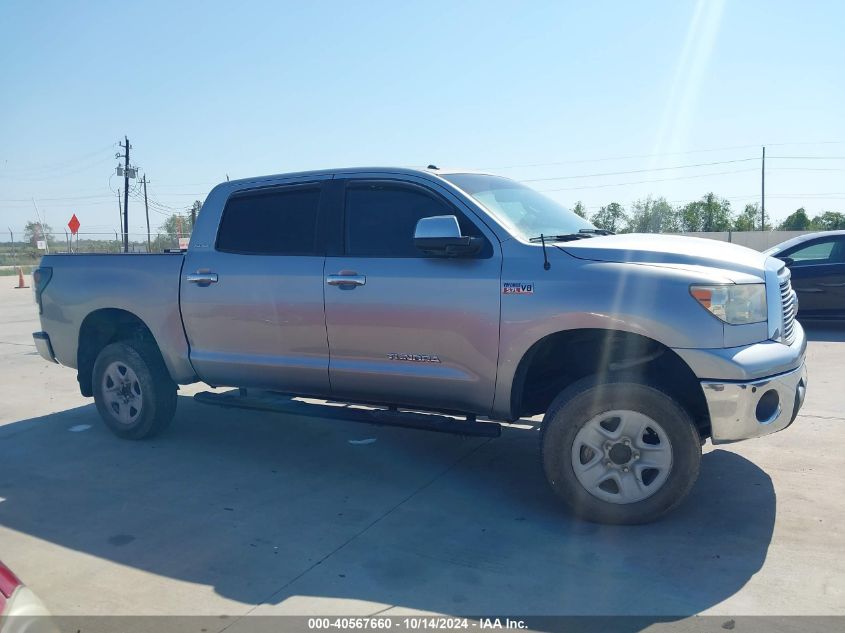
[222,166,491,188]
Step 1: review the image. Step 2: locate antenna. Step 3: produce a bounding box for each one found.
[540,234,550,270]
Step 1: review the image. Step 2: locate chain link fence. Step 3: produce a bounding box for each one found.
[0,232,191,274]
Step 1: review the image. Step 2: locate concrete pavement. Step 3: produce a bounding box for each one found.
[0,280,843,621]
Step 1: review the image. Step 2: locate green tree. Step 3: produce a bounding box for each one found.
[626,197,679,233]
[679,201,704,232]
[778,207,812,230]
[811,211,845,230]
[160,212,192,238]
[698,192,733,232]
[571,201,587,219]
[591,202,627,233]
[24,220,54,245]
[733,203,761,232]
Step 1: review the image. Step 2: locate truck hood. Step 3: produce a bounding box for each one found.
[558,233,773,282]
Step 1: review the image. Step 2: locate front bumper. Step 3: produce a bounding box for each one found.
[32,331,57,364]
[702,361,808,443]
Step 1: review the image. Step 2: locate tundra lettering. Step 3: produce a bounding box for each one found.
[387,353,442,363]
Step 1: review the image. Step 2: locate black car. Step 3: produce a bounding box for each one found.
[765,230,845,320]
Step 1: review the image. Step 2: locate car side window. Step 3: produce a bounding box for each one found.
[785,239,838,265]
[216,185,322,255]
[344,182,488,258]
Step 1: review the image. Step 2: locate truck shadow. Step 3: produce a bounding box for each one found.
[0,397,775,624]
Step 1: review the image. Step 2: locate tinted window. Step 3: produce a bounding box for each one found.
[786,239,840,265]
[344,183,484,258]
[217,186,321,255]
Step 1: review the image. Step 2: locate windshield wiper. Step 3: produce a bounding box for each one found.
[529,228,613,243]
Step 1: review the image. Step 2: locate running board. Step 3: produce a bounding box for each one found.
[193,389,501,438]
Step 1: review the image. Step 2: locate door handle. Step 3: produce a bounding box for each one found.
[326,273,366,287]
[186,272,218,285]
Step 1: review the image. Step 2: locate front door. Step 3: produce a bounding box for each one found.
[785,235,845,319]
[324,178,502,414]
[181,178,331,394]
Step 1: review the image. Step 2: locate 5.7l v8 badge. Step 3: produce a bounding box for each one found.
[503,281,534,295]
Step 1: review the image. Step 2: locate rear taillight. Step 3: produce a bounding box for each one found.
[32,266,53,314]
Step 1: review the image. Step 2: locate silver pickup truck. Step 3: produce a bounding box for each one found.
[32,167,807,524]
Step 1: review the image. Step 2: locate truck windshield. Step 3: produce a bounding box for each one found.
[443,173,595,241]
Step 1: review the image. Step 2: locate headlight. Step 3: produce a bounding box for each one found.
[690,283,767,324]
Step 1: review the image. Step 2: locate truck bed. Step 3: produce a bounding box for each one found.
[37,253,196,383]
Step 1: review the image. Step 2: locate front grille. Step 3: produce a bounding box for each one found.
[779,272,797,344]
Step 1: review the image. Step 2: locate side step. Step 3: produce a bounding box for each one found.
[193,389,501,438]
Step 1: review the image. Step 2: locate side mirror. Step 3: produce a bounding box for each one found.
[414,215,482,257]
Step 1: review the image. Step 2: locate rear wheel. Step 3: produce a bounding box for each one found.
[541,377,701,524]
[92,340,177,439]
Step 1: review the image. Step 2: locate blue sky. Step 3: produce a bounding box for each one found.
[1,0,843,237]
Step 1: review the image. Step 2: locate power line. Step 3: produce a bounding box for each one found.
[480,144,762,170]
[129,187,192,215]
[768,167,845,172]
[0,144,115,175]
[522,157,758,183]
[537,167,759,192]
[0,193,117,203]
[0,156,115,182]
[763,140,845,147]
[478,141,845,171]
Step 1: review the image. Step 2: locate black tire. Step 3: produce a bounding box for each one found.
[541,376,701,525]
[92,339,177,439]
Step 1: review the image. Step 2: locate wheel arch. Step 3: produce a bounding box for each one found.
[77,308,170,397]
[508,328,711,439]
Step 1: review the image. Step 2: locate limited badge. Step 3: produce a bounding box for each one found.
[503,282,534,295]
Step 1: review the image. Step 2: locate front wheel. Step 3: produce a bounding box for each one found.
[92,340,177,439]
[541,378,701,524]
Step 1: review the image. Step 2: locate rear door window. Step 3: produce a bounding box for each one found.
[217,185,322,255]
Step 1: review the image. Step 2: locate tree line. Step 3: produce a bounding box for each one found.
[571,193,845,233]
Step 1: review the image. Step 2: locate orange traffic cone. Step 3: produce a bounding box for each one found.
[14,267,29,289]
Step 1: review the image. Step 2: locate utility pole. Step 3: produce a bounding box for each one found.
[141,174,151,252]
[119,137,130,251]
[117,188,123,235]
[115,137,136,252]
[761,146,766,231]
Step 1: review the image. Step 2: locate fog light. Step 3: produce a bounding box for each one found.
[756,389,780,423]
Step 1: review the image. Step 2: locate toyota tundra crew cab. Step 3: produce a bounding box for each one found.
[31,167,808,524]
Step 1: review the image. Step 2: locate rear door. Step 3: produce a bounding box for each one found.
[323,177,502,414]
[181,177,332,393]
[784,235,845,319]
